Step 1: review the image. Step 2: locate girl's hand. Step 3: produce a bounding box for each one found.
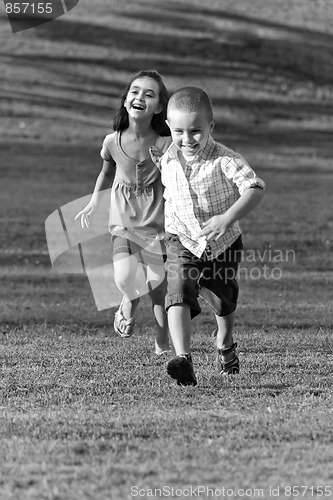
[198,214,231,241]
[149,146,164,169]
[74,204,96,229]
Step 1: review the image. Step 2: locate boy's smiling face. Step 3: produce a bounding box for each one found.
[166,108,214,159]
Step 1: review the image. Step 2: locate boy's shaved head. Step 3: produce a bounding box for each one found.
[167,86,214,121]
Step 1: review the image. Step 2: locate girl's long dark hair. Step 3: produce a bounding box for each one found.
[113,70,170,136]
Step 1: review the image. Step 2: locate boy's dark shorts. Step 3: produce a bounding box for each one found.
[165,233,243,318]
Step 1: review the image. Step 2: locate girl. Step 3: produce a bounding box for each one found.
[75,70,171,355]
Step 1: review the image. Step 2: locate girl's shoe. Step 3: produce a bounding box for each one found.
[155,348,171,357]
[154,339,171,357]
[114,297,136,338]
[166,354,197,386]
[216,341,239,375]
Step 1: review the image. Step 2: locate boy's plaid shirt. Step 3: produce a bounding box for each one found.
[160,136,265,260]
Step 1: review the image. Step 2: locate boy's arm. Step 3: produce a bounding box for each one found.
[198,186,264,241]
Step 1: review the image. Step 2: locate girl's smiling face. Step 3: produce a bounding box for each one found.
[124,76,162,120]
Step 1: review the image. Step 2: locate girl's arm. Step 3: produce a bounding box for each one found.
[75,160,115,228]
[198,186,264,241]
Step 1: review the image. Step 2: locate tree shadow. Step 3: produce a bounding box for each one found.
[3,1,333,154]
[30,3,333,84]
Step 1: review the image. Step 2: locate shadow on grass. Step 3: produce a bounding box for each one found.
[3,0,333,155]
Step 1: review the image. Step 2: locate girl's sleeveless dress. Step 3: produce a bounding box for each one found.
[100,131,171,255]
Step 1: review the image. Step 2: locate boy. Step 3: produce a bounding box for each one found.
[154,86,265,386]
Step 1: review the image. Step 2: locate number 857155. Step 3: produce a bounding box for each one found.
[6,3,53,14]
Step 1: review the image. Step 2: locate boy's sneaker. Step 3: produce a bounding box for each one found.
[216,342,239,375]
[166,354,197,386]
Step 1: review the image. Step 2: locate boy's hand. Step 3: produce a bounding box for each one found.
[198,214,231,241]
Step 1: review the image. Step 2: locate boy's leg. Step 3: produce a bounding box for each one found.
[215,311,235,350]
[199,237,243,374]
[166,304,197,386]
[166,303,196,386]
[164,234,200,385]
[164,234,201,349]
[214,311,239,374]
[166,302,197,387]
[167,303,192,355]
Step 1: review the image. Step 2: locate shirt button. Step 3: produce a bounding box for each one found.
[206,244,212,256]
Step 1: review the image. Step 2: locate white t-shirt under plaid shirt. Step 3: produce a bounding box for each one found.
[160,135,265,260]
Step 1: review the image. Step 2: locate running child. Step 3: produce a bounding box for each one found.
[75,70,171,355]
[154,86,265,384]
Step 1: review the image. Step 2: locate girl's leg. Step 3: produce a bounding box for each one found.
[146,262,170,354]
[113,252,140,320]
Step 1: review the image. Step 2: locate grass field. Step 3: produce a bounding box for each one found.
[1,1,333,499]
